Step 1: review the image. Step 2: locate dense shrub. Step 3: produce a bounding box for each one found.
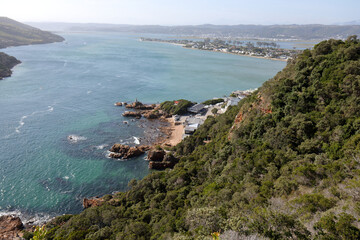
[46,37,360,239]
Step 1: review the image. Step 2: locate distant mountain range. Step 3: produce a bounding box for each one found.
[0,17,64,49]
[27,22,360,40]
[337,20,360,25]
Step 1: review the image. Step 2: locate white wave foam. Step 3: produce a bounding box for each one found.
[105,150,112,158]
[133,136,140,145]
[0,210,53,225]
[96,144,108,150]
[63,60,67,67]
[87,90,92,94]
[5,105,55,138]
[67,135,87,143]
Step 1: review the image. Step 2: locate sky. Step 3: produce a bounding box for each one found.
[1,0,360,25]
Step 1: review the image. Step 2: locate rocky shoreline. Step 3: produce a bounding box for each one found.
[0,215,29,240]
[110,100,180,170]
[0,52,21,80]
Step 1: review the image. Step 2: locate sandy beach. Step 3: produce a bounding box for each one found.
[162,117,184,146]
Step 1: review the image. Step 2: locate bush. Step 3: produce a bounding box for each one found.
[160,99,194,115]
[202,98,224,105]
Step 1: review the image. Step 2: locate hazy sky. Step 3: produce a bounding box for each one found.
[1,0,359,25]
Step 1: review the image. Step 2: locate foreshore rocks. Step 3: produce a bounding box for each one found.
[108,144,179,169]
[142,109,171,119]
[122,111,142,118]
[125,101,155,110]
[0,215,24,240]
[109,144,150,159]
[83,197,104,209]
[117,101,170,120]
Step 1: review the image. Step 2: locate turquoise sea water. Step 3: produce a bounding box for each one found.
[0,32,285,221]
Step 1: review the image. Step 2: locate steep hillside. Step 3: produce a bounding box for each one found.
[42,36,360,240]
[0,17,64,48]
[0,52,20,79]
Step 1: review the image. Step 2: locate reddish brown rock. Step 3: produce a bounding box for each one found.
[125,101,154,110]
[122,111,142,118]
[0,215,24,239]
[83,198,104,209]
[114,102,123,106]
[142,111,160,119]
[148,153,179,170]
[109,144,150,159]
[147,149,166,162]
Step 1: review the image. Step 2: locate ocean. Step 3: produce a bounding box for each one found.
[0,32,285,223]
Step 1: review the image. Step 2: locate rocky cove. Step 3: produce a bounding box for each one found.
[109,100,181,170]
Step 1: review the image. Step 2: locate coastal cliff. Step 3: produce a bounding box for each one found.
[0,17,64,49]
[29,36,360,239]
[0,52,20,80]
[0,17,64,80]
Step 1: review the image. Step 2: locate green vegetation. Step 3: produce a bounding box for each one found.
[31,226,47,240]
[0,52,20,79]
[45,36,360,239]
[0,17,63,80]
[0,17,64,48]
[160,99,194,115]
[202,98,224,105]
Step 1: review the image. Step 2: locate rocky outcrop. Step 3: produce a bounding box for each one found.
[147,149,166,161]
[0,215,24,240]
[0,52,21,80]
[142,109,171,119]
[114,102,123,106]
[122,111,142,118]
[148,150,179,170]
[109,144,150,159]
[142,110,161,119]
[83,197,104,209]
[125,101,155,110]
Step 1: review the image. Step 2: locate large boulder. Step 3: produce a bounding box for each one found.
[142,110,160,119]
[122,111,142,118]
[125,101,154,110]
[83,198,104,209]
[148,152,179,170]
[147,149,166,162]
[109,144,150,159]
[0,215,24,239]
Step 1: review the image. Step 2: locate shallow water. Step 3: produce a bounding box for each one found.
[0,32,285,219]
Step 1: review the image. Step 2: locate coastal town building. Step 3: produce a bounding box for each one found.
[187,103,205,114]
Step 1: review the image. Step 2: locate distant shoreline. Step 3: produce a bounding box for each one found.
[142,40,289,62]
[183,44,288,62]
